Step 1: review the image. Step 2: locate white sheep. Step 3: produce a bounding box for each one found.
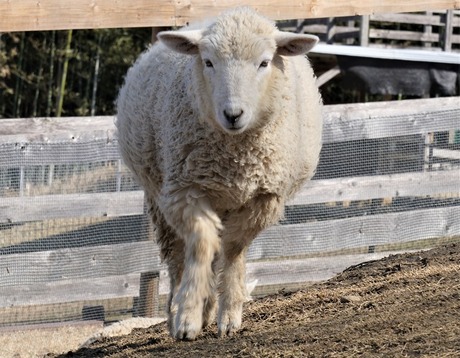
[116,7,323,340]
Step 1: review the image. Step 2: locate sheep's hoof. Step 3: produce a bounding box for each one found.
[174,320,201,341]
[217,306,243,337]
[217,320,241,337]
[173,306,203,341]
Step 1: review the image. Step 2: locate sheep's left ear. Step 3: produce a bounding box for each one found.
[157,30,203,55]
[275,32,319,56]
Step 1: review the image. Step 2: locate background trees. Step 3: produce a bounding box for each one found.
[0,28,151,118]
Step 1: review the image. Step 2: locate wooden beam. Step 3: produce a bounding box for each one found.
[3,206,458,288]
[246,250,420,288]
[1,97,458,146]
[322,96,460,143]
[360,15,370,46]
[316,66,341,87]
[0,274,141,308]
[2,169,458,224]
[0,116,116,144]
[1,0,459,32]
[0,241,164,286]
[249,205,460,260]
[312,43,460,64]
[290,169,460,206]
[158,249,421,295]
[0,191,145,223]
[444,9,455,50]
[2,248,420,308]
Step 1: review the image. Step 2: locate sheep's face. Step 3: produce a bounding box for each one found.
[196,36,276,134]
[158,23,318,134]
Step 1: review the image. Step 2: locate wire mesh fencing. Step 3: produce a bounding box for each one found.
[1,97,459,328]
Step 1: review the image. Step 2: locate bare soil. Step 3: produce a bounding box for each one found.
[53,243,460,358]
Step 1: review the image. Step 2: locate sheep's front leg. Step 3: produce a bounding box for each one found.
[218,242,248,337]
[218,194,283,337]
[162,187,222,340]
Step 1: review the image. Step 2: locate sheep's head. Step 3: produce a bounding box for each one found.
[158,8,318,135]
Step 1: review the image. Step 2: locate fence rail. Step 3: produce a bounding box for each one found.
[1,0,459,32]
[1,96,459,325]
[283,10,460,52]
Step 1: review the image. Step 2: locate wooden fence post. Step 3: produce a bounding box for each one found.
[360,15,370,46]
[137,200,160,317]
[138,271,160,317]
[443,10,453,51]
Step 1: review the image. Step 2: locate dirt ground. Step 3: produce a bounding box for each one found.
[53,242,460,358]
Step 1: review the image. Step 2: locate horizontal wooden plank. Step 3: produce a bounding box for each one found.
[1,0,459,32]
[312,43,460,64]
[290,169,460,206]
[2,169,458,223]
[0,141,120,168]
[0,241,165,286]
[157,249,418,295]
[245,250,417,288]
[3,249,417,307]
[0,98,458,151]
[369,28,452,43]
[0,274,141,308]
[371,12,460,26]
[3,207,457,287]
[249,205,460,260]
[370,27,439,42]
[0,191,145,223]
[433,148,460,160]
[322,97,460,143]
[0,116,116,144]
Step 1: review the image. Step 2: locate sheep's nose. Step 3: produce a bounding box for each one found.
[223,109,243,125]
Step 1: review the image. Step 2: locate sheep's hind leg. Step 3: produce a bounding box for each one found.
[163,188,222,340]
[164,238,185,336]
[147,198,185,335]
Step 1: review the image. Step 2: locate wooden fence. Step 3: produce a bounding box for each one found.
[1,96,459,325]
[281,10,460,51]
[1,0,459,32]
[1,0,459,326]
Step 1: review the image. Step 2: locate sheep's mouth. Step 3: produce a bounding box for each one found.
[223,124,247,135]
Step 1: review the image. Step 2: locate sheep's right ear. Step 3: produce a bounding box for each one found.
[157,30,203,55]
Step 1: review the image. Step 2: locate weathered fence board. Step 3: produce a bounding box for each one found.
[0,274,140,307]
[0,141,120,168]
[2,205,457,290]
[0,116,116,144]
[312,43,460,64]
[289,10,460,51]
[371,12,460,26]
[250,205,460,260]
[1,0,458,32]
[0,191,144,223]
[322,98,459,143]
[0,98,458,168]
[156,250,417,295]
[0,241,164,286]
[0,249,423,308]
[1,169,458,224]
[290,169,460,206]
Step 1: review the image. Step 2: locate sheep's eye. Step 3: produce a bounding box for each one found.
[259,60,270,68]
[204,59,213,68]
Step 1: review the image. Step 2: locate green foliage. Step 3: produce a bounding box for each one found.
[0,28,151,118]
